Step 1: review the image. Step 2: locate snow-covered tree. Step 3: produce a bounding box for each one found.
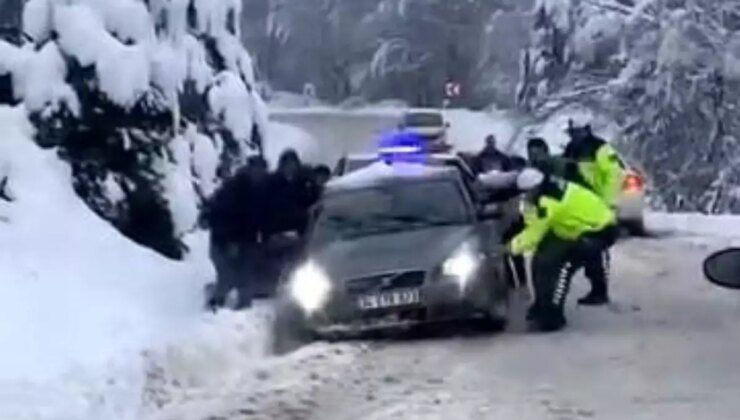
[244,0,530,107]
[0,0,267,258]
[517,0,740,214]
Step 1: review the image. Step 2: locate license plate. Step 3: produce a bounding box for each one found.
[357,289,420,310]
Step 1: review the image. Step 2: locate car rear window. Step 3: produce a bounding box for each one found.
[403,113,444,127]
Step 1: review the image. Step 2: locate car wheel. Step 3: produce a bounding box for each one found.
[473,290,509,332]
[272,300,314,355]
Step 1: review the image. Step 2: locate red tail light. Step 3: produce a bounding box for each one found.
[623,172,644,192]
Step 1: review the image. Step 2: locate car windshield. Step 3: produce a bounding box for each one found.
[313,180,469,242]
[403,113,444,127]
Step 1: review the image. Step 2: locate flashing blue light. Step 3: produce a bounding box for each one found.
[377,131,429,164]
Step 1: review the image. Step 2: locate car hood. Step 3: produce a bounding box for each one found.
[309,225,474,282]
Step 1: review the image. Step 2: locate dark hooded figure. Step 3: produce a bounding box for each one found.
[205,155,270,310]
[475,134,512,174]
[312,164,332,189]
[266,149,321,237]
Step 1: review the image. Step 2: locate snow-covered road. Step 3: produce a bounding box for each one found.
[299,235,740,420]
[5,104,740,419]
[186,233,740,420]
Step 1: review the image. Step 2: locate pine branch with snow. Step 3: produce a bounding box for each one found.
[0,0,267,258]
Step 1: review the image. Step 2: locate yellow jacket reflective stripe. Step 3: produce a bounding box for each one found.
[509,182,617,255]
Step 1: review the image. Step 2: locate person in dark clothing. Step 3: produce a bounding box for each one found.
[206,155,270,310]
[475,134,512,174]
[526,138,561,175]
[266,150,321,237]
[509,155,527,171]
[312,164,332,189]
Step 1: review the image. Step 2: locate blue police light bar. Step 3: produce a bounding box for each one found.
[378,145,422,154]
[377,131,429,165]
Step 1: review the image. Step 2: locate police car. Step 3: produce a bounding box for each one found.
[272,141,518,345]
[273,160,512,344]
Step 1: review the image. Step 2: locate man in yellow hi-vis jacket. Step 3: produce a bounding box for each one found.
[563,124,624,305]
[528,134,623,306]
[562,122,625,208]
[509,169,618,332]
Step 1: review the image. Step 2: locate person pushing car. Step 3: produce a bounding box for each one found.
[527,136,621,306]
[508,168,619,332]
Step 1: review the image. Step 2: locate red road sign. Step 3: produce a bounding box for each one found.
[445,82,461,98]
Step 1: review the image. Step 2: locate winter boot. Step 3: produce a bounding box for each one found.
[577,291,609,306]
[536,311,567,332]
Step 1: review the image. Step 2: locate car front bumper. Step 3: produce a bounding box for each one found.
[301,277,495,336]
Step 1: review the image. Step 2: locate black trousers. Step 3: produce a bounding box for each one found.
[531,226,617,328]
[580,226,618,298]
[209,240,264,309]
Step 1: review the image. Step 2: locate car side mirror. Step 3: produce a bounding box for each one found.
[703,248,740,289]
[445,122,451,128]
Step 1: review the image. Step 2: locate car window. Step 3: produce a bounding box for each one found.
[313,180,470,243]
[346,158,377,173]
[403,113,444,127]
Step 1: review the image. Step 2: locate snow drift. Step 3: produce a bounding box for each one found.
[0,105,352,420]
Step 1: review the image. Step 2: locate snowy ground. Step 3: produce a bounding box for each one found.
[0,105,350,420]
[171,228,740,420]
[4,104,740,419]
[295,232,740,420]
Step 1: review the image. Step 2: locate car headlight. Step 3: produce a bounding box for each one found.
[442,243,480,288]
[288,261,332,314]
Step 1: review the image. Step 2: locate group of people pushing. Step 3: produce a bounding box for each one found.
[202,121,624,333]
[201,150,331,310]
[476,122,624,332]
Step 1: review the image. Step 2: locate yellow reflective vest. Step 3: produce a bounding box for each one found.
[509,181,617,255]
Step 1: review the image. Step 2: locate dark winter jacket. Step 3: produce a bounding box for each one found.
[264,169,321,236]
[474,148,512,174]
[206,171,269,245]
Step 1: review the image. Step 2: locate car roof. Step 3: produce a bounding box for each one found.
[326,161,461,193]
[345,152,457,161]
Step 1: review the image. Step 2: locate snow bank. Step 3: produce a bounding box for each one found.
[0,104,193,403]
[646,212,740,239]
[0,105,297,420]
